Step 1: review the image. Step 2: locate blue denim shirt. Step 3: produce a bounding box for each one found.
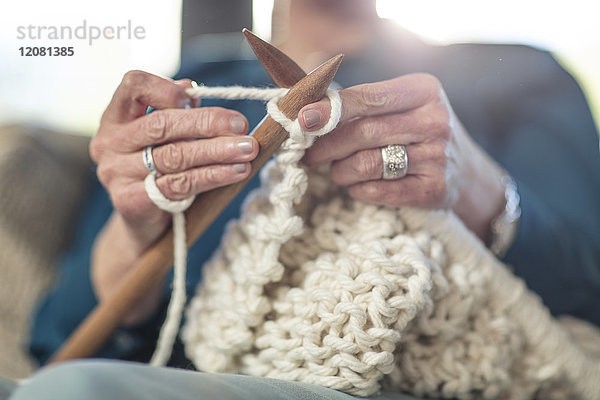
[30,35,600,365]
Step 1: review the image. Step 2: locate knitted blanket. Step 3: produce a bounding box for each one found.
[179,98,600,400]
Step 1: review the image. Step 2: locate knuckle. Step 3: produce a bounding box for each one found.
[429,140,448,165]
[161,143,185,171]
[352,151,380,179]
[358,118,379,144]
[121,70,148,90]
[164,173,192,197]
[203,140,223,163]
[89,136,104,163]
[202,166,223,186]
[360,84,390,107]
[112,189,135,216]
[419,112,436,132]
[110,184,158,222]
[193,108,217,135]
[419,73,442,94]
[432,105,452,139]
[111,193,128,214]
[420,108,451,140]
[143,111,168,142]
[95,163,113,186]
[437,121,452,141]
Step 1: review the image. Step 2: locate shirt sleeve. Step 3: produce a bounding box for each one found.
[28,177,160,365]
[29,172,263,366]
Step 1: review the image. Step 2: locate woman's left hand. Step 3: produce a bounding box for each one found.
[299,73,506,242]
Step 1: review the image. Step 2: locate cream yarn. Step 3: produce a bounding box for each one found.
[144,85,341,367]
[144,85,600,399]
[144,171,195,366]
[179,90,600,399]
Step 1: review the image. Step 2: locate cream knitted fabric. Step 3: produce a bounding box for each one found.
[145,85,342,366]
[181,92,600,398]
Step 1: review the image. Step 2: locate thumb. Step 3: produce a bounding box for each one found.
[298,97,332,131]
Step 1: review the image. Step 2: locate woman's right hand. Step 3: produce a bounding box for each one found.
[89,70,258,321]
[91,70,258,246]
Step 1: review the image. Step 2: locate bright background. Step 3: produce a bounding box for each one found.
[1,0,599,135]
[374,0,600,133]
[0,0,182,134]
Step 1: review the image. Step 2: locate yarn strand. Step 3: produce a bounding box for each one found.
[179,86,600,399]
[143,86,342,367]
[144,84,600,399]
[144,172,194,366]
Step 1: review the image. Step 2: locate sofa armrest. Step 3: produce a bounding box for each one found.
[0,124,92,379]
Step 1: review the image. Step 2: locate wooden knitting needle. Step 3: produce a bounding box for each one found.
[242,28,306,88]
[50,31,343,363]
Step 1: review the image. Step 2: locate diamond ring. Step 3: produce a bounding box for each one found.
[381,144,408,180]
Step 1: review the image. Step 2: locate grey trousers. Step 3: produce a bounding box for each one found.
[5,360,426,400]
[0,377,15,400]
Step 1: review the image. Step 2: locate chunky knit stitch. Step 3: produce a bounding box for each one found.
[148,85,600,399]
[145,85,341,367]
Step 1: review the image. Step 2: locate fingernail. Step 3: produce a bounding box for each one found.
[302,109,321,129]
[230,116,246,134]
[232,163,247,173]
[237,138,254,154]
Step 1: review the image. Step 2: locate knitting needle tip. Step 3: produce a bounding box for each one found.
[276,52,344,119]
[242,27,306,88]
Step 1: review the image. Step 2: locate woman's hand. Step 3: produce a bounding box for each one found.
[91,70,258,246]
[299,73,506,242]
[89,70,258,321]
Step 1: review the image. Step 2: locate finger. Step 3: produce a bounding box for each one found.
[340,73,441,121]
[298,73,441,131]
[298,97,332,132]
[155,162,251,201]
[304,103,448,167]
[103,70,194,124]
[122,107,248,151]
[347,175,441,209]
[174,79,200,108]
[133,136,258,176]
[329,143,440,186]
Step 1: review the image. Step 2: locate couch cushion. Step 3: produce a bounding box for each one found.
[0,125,91,379]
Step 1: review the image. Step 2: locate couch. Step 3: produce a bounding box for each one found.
[0,124,91,379]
